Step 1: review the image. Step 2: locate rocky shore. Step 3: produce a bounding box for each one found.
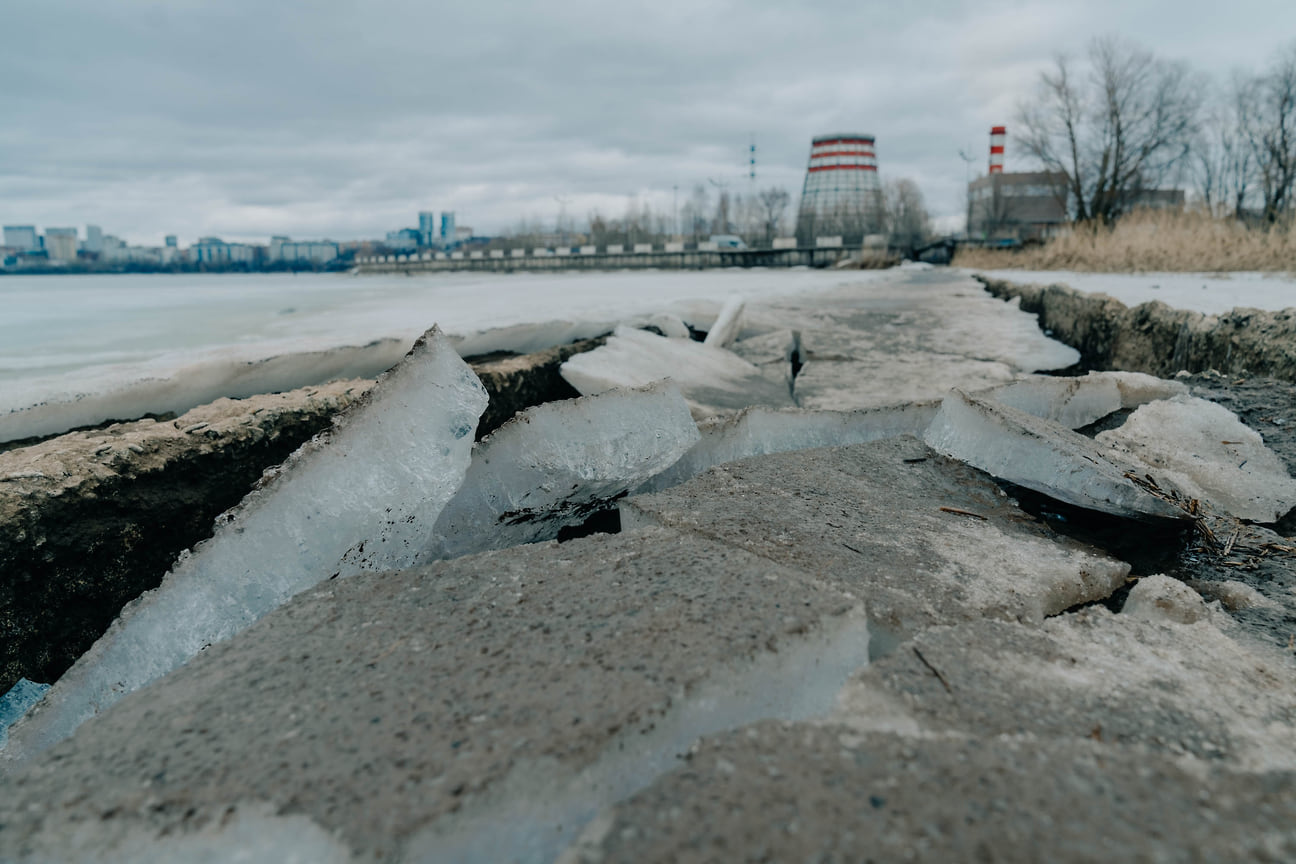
[2,268,1295,862]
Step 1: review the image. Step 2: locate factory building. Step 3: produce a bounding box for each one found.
[966,126,1069,243]
[794,133,884,247]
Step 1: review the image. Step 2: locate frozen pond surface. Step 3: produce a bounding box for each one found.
[971,269,1296,316]
[2,265,1075,442]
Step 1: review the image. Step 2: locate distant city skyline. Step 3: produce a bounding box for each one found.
[4,0,1295,242]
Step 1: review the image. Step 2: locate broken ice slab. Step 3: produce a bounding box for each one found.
[1097,395,1296,522]
[422,382,700,561]
[923,390,1188,521]
[1,327,488,767]
[641,313,691,340]
[702,295,744,348]
[0,679,49,749]
[729,329,804,388]
[988,371,1190,429]
[989,374,1122,429]
[448,320,615,358]
[560,326,796,418]
[1101,370,1188,408]
[640,402,938,494]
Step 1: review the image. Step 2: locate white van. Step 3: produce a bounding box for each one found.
[708,234,748,249]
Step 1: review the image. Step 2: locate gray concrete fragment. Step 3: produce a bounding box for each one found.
[622,437,1129,657]
[832,607,1296,771]
[1123,573,1209,624]
[563,724,1296,864]
[924,389,1189,520]
[0,528,868,863]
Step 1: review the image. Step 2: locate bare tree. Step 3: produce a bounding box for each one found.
[1017,36,1201,223]
[1193,74,1256,218]
[884,179,931,249]
[756,187,791,245]
[1240,43,1296,222]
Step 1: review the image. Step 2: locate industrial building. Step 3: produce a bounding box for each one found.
[794,133,884,247]
[966,126,1069,243]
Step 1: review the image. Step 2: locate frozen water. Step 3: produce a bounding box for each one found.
[924,390,1187,520]
[0,679,49,749]
[729,329,803,389]
[1,327,487,766]
[642,313,692,340]
[1103,371,1188,408]
[448,320,616,358]
[560,326,795,418]
[2,269,859,443]
[990,375,1123,429]
[973,269,1296,315]
[702,295,745,348]
[640,402,938,493]
[422,383,700,561]
[1097,395,1296,522]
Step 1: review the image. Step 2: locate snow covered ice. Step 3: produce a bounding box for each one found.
[924,390,1188,520]
[560,325,795,418]
[422,382,700,561]
[1,327,488,766]
[1097,395,1296,522]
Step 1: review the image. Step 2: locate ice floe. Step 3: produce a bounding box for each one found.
[923,390,1188,520]
[1,327,487,765]
[702,295,745,348]
[1097,395,1296,522]
[560,326,794,418]
[423,383,700,561]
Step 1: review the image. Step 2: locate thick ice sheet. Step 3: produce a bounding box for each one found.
[990,375,1123,429]
[0,680,49,750]
[1097,395,1296,522]
[560,326,795,417]
[1,327,488,766]
[640,402,938,493]
[973,269,1296,315]
[423,383,700,561]
[924,390,1187,520]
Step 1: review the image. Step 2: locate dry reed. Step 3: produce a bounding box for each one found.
[953,210,1296,273]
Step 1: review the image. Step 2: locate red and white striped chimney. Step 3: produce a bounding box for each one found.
[989,126,1006,174]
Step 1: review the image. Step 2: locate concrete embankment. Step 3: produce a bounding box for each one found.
[976,274,1296,380]
[0,339,603,693]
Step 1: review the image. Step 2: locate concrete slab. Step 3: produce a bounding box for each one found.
[621,437,1129,657]
[0,528,868,863]
[562,723,1296,864]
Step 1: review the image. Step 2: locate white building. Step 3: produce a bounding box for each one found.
[278,240,340,265]
[3,226,38,251]
[84,225,103,253]
[44,227,79,261]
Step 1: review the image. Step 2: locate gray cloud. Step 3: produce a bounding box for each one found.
[3,0,1294,242]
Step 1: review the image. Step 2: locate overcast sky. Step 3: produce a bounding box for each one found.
[4,0,1295,244]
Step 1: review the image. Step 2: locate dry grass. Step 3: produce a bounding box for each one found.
[953,210,1296,273]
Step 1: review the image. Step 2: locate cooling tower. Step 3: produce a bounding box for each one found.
[795,133,883,246]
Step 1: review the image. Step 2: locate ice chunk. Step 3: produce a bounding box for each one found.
[923,390,1188,520]
[1102,371,1188,408]
[1123,574,1208,624]
[448,320,615,358]
[641,402,938,493]
[989,374,1122,429]
[0,679,49,749]
[1097,395,1296,522]
[422,383,700,560]
[560,326,795,418]
[2,327,487,766]
[642,313,692,340]
[702,295,745,348]
[729,329,804,387]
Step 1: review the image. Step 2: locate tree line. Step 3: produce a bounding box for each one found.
[1018,36,1296,225]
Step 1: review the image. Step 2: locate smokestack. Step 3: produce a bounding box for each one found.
[989,126,1006,174]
